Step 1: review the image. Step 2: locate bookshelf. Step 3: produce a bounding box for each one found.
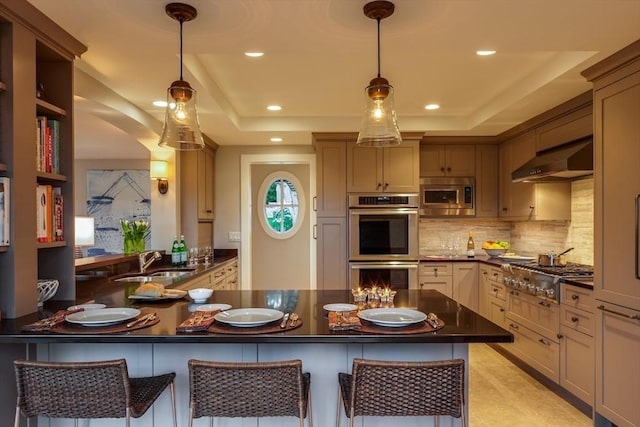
[0,0,86,318]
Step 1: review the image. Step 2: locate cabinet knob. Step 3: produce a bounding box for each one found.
[500,308,505,312]
[557,333,564,339]
[571,316,579,323]
[377,183,382,189]
[529,205,535,210]
[440,167,445,172]
[447,167,451,172]
[571,294,579,300]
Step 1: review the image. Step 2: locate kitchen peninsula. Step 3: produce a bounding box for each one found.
[0,288,512,427]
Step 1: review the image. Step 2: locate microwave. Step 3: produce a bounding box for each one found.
[419,177,475,217]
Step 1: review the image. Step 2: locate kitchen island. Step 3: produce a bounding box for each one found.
[0,289,512,427]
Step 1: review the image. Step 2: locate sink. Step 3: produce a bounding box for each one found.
[150,271,192,278]
[113,276,155,283]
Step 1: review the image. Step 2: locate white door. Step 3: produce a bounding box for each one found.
[240,154,316,290]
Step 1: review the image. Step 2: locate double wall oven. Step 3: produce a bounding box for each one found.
[348,194,419,289]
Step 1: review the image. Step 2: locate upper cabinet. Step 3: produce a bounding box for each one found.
[0,0,86,318]
[197,146,215,220]
[420,144,475,177]
[475,145,499,218]
[536,105,593,152]
[499,131,571,220]
[314,138,347,217]
[347,140,420,193]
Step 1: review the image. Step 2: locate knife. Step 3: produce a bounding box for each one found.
[280,312,290,328]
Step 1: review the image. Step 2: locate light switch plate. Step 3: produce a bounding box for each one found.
[228,231,241,242]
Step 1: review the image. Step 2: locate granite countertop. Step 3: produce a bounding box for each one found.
[0,289,513,345]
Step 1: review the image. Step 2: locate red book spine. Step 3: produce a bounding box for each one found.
[54,189,63,241]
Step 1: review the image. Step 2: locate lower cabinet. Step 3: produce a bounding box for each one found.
[225,260,238,290]
[174,258,238,291]
[452,263,478,312]
[418,263,452,297]
[316,217,347,290]
[505,317,560,383]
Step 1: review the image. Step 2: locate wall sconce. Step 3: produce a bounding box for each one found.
[150,160,169,194]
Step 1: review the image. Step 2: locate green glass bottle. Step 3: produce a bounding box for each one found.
[179,235,187,267]
[171,236,180,266]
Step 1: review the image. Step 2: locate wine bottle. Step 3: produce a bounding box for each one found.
[466,231,475,258]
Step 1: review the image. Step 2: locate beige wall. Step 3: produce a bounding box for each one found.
[213,145,315,250]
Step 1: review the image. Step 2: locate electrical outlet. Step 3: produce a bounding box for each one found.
[228,231,241,242]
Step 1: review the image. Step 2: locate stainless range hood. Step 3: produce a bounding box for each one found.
[512,138,593,182]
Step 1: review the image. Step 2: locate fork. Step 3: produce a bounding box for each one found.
[289,313,299,327]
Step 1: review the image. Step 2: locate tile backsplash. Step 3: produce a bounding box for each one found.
[419,177,593,265]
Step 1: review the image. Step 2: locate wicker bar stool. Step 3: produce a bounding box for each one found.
[13,358,177,427]
[188,359,313,427]
[336,358,466,427]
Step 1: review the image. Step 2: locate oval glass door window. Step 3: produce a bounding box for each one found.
[257,171,305,239]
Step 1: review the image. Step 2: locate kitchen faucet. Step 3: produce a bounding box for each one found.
[139,251,162,273]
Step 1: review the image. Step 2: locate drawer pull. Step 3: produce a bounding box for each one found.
[492,288,498,293]
[538,338,551,346]
[571,316,579,323]
[509,323,519,330]
[597,305,640,320]
[571,294,579,300]
[499,308,505,312]
[538,301,551,308]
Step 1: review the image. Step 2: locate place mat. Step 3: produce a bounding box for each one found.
[22,309,83,332]
[328,311,361,331]
[176,310,219,333]
[49,311,159,334]
[360,318,444,335]
[207,319,303,335]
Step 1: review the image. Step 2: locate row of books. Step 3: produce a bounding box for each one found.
[36,184,64,243]
[36,116,60,174]
[0,177,9,246]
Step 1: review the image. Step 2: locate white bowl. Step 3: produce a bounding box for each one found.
[188,288,213,303]
[483,248,508,258]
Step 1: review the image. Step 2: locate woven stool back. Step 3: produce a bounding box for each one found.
[337,358,465,426]
[188,359,312,425]
[14,359,130,419]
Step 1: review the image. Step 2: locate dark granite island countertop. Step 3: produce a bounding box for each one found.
[0,289,512,344]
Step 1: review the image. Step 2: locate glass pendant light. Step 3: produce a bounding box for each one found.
[158,3,205,150]
[357,1,402,147]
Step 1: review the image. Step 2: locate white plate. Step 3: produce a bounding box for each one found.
[128,289,187,301]
[65,308,141,327]
[214,308,283,328]
[196,303,232,312]
[357,308,426,328]
[323,303,357,312]
[499,255,536,262]
[67,303,106,311]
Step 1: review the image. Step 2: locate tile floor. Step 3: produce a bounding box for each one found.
[469,344,592,427]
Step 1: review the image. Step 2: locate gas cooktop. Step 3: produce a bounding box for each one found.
[510,262,594,278]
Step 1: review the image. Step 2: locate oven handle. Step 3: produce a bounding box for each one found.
[349,208,419,216]
[349,262,419,270]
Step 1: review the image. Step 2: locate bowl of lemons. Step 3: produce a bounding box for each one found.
[482,240,510,257]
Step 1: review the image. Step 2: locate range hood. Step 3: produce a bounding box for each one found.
[512,138,593,183]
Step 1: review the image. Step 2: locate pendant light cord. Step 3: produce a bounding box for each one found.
[376,18,381,78]
[179,19,184,80]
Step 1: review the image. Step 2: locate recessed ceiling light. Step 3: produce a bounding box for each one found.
[267,105,282,111]
[424,104,440,110]
[476,50,496,56]
[153,100,168,107]
[245,52,264,57]
[270,137,283,143]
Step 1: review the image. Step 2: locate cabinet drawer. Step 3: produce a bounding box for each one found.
[419,263,452,277]
[507,320,560,383]
[560,304,594,336]
[176,274,211,291]
[507,291,559,340]
[488,282,507,301]
[561,284,594,313]
[211,267,227,285]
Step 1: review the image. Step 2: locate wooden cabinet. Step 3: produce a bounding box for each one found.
[559,284,594,405]
[475,145,499,218]
[0,2,86,318]
[505,317,560,383]
[420,144,475,177]
[418,263,452,297]
[499,132,571,220]
[453,263,478,312]
[313,136,348,290]
[479,264,503,319]
[316,217,347,290]
[582,39,640,427]
[347,140,420,193]
[536,105,592,152]
[224,259,238,290]
[180,144,216,248]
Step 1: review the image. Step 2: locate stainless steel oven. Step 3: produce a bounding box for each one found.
[348,194,419,261]
[349,261,419,290]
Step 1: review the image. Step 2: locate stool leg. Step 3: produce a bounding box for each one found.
[335,385,342,427]
[170,382,177,427]
[13,408,20,427]
[307,389,313,427]
[434,415,440,427]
